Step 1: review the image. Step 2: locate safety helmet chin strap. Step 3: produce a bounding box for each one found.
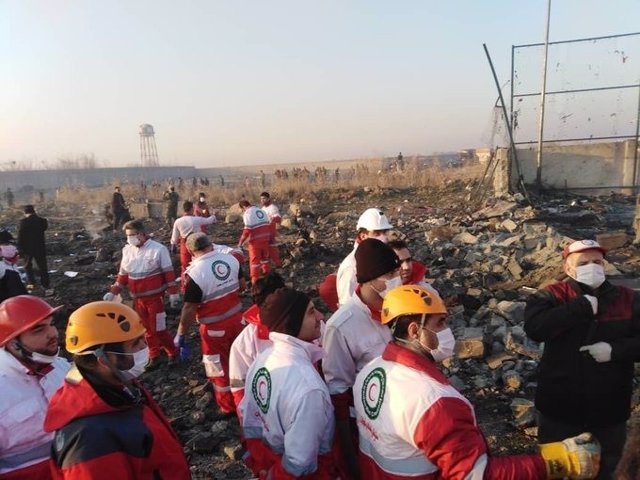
[77,346,142,402]
[391,313,434,359]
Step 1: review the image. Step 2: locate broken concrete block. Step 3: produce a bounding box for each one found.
[496,301,526,323]
[455,328,484,359]
[225,214,242,224]
[510,398,535,428]
[596,231,628,251]
[501,219,518,233]
[453,231,478,245]
[486,352,515,369]
[507,258,523,279]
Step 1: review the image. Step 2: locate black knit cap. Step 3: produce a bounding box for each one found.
[356,238,401,284]
[259,287,310,337]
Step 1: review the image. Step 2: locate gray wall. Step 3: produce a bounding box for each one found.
[0,166,197,192]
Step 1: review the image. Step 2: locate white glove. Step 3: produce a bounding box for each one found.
[103,292,115,302]
[579,342,612,363]
[583,295,598,315]
[169,293,181,308]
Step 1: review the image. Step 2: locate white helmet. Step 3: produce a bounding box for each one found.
[356,208,392,231]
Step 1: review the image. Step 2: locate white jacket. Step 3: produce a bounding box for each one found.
[0,348,70,476]
[239,333,334,477]
[336,245,357,306]
[261,203,281,223]
[323,293,391,396]
[170,214,216,245]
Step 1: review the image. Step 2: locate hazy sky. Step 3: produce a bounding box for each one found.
[1,1,639,168]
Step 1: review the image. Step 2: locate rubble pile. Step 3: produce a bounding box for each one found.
[1,185,639,477]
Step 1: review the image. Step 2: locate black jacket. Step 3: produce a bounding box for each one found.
[0,266,27,302]
[524,279,640,426]
[17,214,48,255]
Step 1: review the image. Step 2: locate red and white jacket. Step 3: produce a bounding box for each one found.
[336,244,358,306]
[262,203,281,225]
[0,349,70,479]
[112,239,177,299]
[239,333,338,479]
[229,305,326,409]
[241,206,271,244]
[170,214,216,246]
[185,250,242,325]
[353,343,546,479]
[323,289,391,420]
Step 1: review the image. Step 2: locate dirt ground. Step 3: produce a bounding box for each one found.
[1,179,639,479]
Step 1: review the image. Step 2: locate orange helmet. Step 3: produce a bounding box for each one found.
[0,295,62,347]
[381,285,447,325]
[66,301,145,353]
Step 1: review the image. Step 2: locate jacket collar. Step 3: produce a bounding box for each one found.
[269,332,325,364]
[0,346,54,376]
[244,304,270,340]
[354,286,382,322]
[382,343,449,385]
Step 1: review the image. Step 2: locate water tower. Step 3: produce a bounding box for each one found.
[139,124,159,167]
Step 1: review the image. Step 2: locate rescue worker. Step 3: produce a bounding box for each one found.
[239,287,340,479]
[323,238,401,478]
[260,191,282,268]
[336,208,392,306]
[388,239,438,293]
[174,232,246,415]
[0,245,27,302]
[110,186,127,232]
[525,239,640,479]
[44,301,190,479]
[163,185,180,226]
[18,205,52,296]
[238,199,271,284]
[354,285,601,479]
[103,220,180,369]
[228,272,285,410]
[170,201,217,287]
[194,192,211,217]
[0,295,70,479]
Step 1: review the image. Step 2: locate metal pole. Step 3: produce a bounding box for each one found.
[482,44,526,190]
[510,45,515,133]
[633,84,640,195]
[535,0,552,188]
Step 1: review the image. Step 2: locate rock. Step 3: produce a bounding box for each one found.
[507,258,523,279]
[486,352,515,370]
[225,214,242,224]
[502,370,522,391]
[501,219,518,233]
[596,231,628,251]
[195,392,213,410]
[95,247,113,262]
[453,231,479,245]
[223,443,245,461]
[455,328,485,359]
[448,375,467,392]
[510,398,535,428]
[496,301,526,324]
[188,432,222,453]
[190,411,207,425]
[281,217,295,229]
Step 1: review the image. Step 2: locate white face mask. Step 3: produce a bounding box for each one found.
[30,348,59,364]
[377,276,402,299]
[127,235,141,247]
[199,197,205,202]
[422,327,456,362]
[116,347,150,379]
[574,263,605,289]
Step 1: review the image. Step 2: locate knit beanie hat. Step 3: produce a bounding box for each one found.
[356,238,400,284]
[259,288,310,337]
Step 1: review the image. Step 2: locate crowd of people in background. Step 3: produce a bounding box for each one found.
[0,180,639,479]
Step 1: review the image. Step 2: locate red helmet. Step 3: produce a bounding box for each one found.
[0,295,63,347]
